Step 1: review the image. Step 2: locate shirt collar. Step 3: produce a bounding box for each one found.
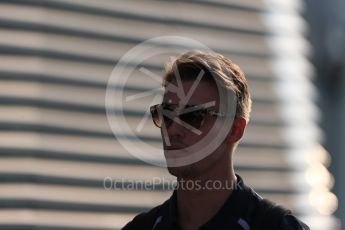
[156,175,253,230]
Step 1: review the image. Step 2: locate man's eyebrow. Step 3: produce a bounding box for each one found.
[179,101,217,114]
[160,101,215,110]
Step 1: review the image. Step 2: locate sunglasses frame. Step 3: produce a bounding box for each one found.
[150,103,225,129]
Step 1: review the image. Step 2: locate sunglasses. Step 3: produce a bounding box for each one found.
[150,103,225,129]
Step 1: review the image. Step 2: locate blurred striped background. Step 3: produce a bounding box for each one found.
[0,0,339,229]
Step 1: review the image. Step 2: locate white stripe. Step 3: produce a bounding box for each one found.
[152,216,162,230]
[238,218,250,230]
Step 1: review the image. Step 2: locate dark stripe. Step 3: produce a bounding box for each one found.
[0,71,275,90]
[0,122,162,142]
[0,224,116,230]
[0,44,162,70]
[0,148,294,170]
[0,96,103,113]
[0,71,167,92]
[173,0,266,12]
[0,71,106,88]
[0,20,272,59]
[0,148,149,166]
[0,95,280,114]
[0,173,103,188]
[0,173,305,194]
[0,18,145,45]
[0,123,291,149]
[0,198,150,213]
[0,173,175,191]
[0,0,271,35]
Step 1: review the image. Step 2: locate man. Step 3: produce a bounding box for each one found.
[123,51,309,230]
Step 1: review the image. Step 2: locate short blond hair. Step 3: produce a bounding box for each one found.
[163,50,252,121]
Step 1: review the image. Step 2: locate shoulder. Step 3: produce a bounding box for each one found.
[122,204,163,230]
[250,197,310,230]
[278,214,310,230]
[234,176,309,230]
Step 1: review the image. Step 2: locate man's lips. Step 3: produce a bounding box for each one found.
[164,146,186,150]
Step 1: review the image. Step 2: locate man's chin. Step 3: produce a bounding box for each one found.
[167,166,180,177]
[167,165,193,178]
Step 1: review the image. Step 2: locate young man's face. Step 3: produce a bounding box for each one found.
[161,79,229,179]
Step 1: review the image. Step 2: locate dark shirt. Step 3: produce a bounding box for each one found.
[123,175,310,230]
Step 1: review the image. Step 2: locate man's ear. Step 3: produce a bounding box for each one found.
[227,117,247,143]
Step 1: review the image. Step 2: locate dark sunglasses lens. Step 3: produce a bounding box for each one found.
[162,105,174,128]
[180,109,206,129]
[151,104,208,129]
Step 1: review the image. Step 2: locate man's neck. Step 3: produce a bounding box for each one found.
[176,170,237,230]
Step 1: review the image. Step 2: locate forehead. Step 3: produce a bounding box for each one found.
[163,79,219,106]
